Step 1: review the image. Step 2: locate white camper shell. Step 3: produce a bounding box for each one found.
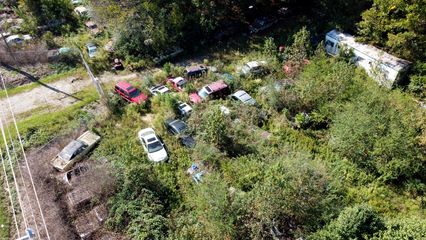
[325,29,411,88]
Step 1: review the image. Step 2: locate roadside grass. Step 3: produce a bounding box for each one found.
[0,68,87,99]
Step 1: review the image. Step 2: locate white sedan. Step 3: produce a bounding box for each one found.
[138,128,168,162]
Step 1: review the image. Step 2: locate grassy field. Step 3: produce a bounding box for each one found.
[0,68,87,99]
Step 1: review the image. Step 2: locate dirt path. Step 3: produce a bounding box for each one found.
[0,72,139,123]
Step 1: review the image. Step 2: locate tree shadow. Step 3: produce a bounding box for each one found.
[0,63,83,101]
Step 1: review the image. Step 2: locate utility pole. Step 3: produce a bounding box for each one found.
[75,45,105,98]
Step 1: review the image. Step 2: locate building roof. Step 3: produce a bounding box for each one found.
[326,30,411,72]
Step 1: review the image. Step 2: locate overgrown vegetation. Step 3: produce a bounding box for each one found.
[0,0,425,239]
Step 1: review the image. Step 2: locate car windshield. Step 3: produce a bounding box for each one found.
[147,141,163,153]
[129,89,141,98]
[198,88,209,99]
[177,79,186,87]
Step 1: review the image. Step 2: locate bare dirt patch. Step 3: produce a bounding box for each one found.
[16,127,121,239]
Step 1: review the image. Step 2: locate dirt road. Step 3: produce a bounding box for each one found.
[0,72,139,123]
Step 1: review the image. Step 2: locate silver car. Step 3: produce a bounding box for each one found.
[51,131,101,172]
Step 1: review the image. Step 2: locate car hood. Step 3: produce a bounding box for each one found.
[189,93,202,104]
[180,105,192,113]
[148,148,168,162]
[132,94,148,104]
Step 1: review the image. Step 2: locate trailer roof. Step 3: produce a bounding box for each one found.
[326,30,411,72]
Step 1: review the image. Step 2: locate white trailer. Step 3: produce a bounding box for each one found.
[325,29,411,88]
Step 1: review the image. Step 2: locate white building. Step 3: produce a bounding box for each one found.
[325,29,411,88]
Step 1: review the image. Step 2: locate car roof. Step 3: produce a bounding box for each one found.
[116,81,135,91]
[186,65,206,71]
[207,80,228,92]
[246,61,260,68]
[59,140,86,161]
[233,90,255,104]
[171,77,185,83]
[169,119,187,129]
[85,21,96,27]
[5,35,22,41]
[74,6,87,12]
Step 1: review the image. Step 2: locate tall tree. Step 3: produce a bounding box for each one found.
[357,0,426,61]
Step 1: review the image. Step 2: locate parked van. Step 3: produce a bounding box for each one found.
[189,80,230,104]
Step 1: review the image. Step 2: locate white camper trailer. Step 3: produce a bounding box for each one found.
[325,29,411,88]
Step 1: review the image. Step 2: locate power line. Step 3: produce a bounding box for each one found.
[2,107,41,239]
[0,74,51,240]
[0,148,20,238]
[0,108,28,234]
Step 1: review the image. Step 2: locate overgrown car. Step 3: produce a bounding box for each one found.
[164,119,196,148]
[62,164,90,186]
[74,6,88,17]
[138,128,168,162]
[86,43,97,58]
[231,90,256,105]
[5,34,32,45]
[189,80,230,104]
[177,101,193,116]
[51,131,101,172]
[114,81,148,104]
[167,77,187,92]
[149,85,171,96]
[184,65,208,78]
[85,21,101,35]
[249,16,278,34]
[240,60,267,76]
